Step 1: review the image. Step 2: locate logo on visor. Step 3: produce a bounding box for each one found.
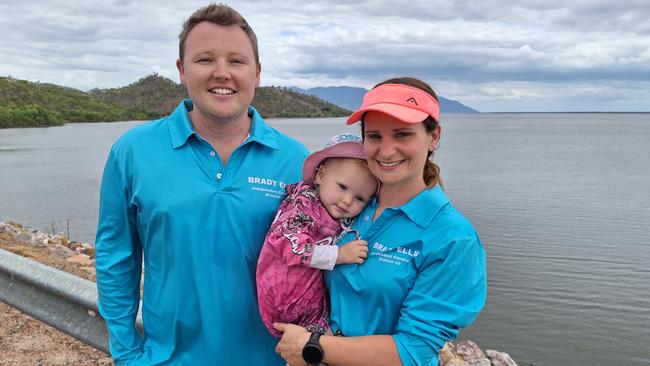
[406,97,418,105]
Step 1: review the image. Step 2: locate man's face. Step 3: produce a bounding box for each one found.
[177,22,261,126]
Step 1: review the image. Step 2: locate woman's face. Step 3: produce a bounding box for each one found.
[363,111,440,192]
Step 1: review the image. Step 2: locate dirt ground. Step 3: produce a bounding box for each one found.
[0,230,113,366]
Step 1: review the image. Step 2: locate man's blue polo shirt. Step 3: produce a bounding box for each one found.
[96,100,308,365]
[325,186,487,366]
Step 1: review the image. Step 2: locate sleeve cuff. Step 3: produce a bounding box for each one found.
[310,245,338,270]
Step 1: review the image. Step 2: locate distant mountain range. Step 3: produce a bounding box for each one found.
[292,86,478,113]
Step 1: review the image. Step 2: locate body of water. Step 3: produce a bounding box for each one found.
[1,113,649,365]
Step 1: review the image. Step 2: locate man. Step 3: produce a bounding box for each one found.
[95,4,307,365]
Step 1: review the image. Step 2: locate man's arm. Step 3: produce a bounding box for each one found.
[95,147,144,363]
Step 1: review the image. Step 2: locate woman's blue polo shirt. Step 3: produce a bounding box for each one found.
[325,186,487,366]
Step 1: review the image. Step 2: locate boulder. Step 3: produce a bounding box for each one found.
[48,244,77,259]
[4,220,23,231]
[0,222,13,234]
[456,340,486,361]
[439,342,458,365]
[486,350,518,366]
[32,233,52,247]
[445,360,469,366]
[15,232,33,243]
[65,254,94,266]
[468,359,491,366]
[439,341,518,366]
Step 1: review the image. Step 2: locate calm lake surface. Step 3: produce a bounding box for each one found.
[1,113,649,365]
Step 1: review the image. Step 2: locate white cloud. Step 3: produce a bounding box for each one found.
[438,80,650,112]
[1,0,649,111]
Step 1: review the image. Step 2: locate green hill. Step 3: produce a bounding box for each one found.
[90,74,351,119]
[0,75,350,129]
[88,74,188,119]
[0,77,148,128]
[253,86,350,118]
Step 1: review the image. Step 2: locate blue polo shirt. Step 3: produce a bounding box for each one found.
[96,100,308,365]
[325,186,487,366]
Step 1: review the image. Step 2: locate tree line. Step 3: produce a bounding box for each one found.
[0,75,350,129]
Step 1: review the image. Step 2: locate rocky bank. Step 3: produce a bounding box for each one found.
[0,221,110,365]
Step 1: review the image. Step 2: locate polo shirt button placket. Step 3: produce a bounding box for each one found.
[209,150,222,182]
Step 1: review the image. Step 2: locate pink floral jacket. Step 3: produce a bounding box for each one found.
[256,181,340,337]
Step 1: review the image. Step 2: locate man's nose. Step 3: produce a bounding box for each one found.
[211,60,230,80]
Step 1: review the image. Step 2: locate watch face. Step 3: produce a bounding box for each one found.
[302,344,323,363]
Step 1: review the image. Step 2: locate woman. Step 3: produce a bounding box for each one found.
[274,77,487,366]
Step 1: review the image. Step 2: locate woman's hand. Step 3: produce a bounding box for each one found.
[274,322,310,366]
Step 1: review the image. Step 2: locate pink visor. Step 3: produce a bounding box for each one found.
[346,83,440,124]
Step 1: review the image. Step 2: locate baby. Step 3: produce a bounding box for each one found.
[256,133,378,338]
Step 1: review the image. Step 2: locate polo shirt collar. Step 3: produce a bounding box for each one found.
[398,185,449,228]
[169,99,195,149]
[246,106,279,150]
[168,100,279,150]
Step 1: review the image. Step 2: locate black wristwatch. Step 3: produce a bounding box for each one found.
[302,332,325,364]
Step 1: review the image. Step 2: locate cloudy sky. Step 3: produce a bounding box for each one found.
[2,0,649,112]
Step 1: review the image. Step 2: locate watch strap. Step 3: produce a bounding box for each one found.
[309,331,323,344]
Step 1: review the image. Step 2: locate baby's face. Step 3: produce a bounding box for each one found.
[314,158,378,219]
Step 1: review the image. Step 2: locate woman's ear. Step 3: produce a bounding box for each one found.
[429,125,442,151]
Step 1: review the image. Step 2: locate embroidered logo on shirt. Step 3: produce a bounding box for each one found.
[247,176,287,198]
[247,176,287,188]
[371,242,420,266]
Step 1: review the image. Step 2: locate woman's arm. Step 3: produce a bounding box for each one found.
[274,323,401,366]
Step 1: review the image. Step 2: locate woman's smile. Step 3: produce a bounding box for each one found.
[376,159,405,168]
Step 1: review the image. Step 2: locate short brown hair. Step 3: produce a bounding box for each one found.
[178,3,259,64]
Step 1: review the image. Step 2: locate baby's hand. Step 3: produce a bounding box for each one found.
[337,240,369,265]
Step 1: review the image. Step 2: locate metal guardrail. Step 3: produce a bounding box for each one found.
[0,248,142,354]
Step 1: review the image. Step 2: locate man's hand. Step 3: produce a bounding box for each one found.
[336,240,369,265]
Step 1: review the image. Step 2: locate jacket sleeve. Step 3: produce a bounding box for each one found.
[311,245,339,270]
[95,146,144,364]
[393,233,487,366]
[264,187,321,268]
